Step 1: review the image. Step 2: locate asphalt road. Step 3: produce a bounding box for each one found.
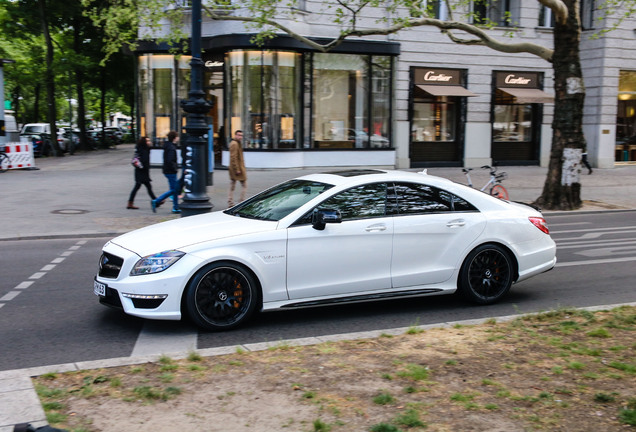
[0,210,635,372]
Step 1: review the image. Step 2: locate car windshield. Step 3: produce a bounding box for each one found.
[226,180,334,221]
[24,125,46,134]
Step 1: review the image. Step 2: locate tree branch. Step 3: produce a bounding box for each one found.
[203,8,554,61]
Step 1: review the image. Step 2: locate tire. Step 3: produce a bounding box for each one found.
[184,262,259,331]
[458,244,514,305]
[0,154,8,173]
[489,184,509,200]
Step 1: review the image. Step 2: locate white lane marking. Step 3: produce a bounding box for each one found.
[557,240,636,249]
[2,240,87,310]
[557,256,636,267]
[131,322,198,357]
[548,222,591,227]
[576,246,636,258]
[552,226,636,234]
[0,291,21,302]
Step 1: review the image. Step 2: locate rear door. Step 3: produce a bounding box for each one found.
[389,182,487,288]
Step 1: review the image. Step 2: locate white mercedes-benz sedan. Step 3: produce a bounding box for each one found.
[94,169,556,331]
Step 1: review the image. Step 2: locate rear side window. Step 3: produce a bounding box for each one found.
[389,183,477,215]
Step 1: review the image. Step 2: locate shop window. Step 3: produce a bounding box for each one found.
[493,90,533,142]
[227,50,301,149]
[412,97,456,142]
[312,54,369,149]
[617,70,636,160]
[371,57,392,149]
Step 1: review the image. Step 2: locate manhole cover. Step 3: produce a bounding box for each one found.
[51,209,90,215]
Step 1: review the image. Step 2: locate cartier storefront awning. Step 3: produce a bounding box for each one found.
[416,84,478,97]
[498,87,554,103]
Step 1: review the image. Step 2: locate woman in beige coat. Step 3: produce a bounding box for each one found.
[228,130,247,207]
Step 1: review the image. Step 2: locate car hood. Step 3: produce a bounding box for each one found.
[110,211,275,257]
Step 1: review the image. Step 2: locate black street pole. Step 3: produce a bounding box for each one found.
[180,0,213,217]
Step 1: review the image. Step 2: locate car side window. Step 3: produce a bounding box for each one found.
[389,183,477,215]
[294,183,388,225]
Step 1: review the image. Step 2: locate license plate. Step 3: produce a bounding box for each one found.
[94,280,106,296]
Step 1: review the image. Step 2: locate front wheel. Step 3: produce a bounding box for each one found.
[458,244,514,305]
[184,262,259,331]
[490,184,509,200]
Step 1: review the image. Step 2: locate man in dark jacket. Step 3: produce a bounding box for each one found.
[152,131,180,214]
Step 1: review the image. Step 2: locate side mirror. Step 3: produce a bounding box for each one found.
[312,208,342,231]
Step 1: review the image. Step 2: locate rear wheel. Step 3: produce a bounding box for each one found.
[185,262,259,331]
[458,244,514,305]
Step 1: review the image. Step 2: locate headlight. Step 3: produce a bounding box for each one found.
[130,250,185,276]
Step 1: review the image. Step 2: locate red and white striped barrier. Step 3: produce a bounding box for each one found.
[3,141,36,170]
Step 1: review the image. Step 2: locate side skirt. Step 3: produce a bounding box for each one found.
[278,289,445,309]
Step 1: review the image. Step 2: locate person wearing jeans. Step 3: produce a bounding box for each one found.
[152,131,180,214]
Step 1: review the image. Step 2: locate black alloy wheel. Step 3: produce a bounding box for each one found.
[185,262,259,331]
[459,244,514,305]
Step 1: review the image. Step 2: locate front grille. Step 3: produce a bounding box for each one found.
[99,287,123,309]
[98,252,123,278]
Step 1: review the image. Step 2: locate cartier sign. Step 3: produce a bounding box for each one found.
[414,68,462,86]
[496,71,540,88]
[204,60,224,68]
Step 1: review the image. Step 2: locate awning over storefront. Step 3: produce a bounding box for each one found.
[416,85,478,97]
[498,88,554,103]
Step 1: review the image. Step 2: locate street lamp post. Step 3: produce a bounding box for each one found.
[180,0,213,217]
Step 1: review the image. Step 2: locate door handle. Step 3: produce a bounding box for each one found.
[446,219,466,228]
[365,223,387,232]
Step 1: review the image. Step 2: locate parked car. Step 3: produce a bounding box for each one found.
[20,123,67,155]
[94,169,557,331]
[104,126,124,144]
[61,127,80,153]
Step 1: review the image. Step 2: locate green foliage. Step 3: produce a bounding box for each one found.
[373,392,396,405]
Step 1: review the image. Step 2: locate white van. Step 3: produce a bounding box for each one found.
[3,113,19,142]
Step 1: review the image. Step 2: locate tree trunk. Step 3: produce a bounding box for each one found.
[535,0,585,210]
[38,0,62,157]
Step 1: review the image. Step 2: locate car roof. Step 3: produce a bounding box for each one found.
[295,169,515,213]
[299,169,456,188]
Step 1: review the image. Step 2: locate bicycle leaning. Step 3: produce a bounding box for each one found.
[0,146,9,173]
[462,164,509,200]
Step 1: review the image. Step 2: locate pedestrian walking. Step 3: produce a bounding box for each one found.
[228,129,247,207]
[152,131,181,214]
[127,136,156,209]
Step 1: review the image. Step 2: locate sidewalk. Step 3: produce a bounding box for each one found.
[1,146,636,431]
[1,144,635,241]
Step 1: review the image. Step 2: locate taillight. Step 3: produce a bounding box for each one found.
[529,217,550,234]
